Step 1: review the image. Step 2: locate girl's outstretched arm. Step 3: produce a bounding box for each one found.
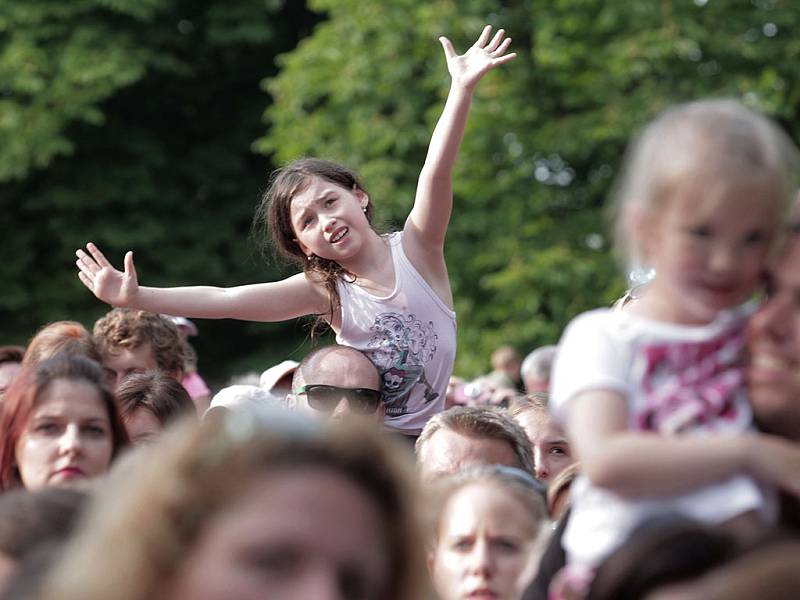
[569,389,800,498]
[404,25,516,258]
[75,242,329,322]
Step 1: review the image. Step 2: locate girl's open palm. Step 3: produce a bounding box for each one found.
[76,243,139,307]
[439,25,516,90]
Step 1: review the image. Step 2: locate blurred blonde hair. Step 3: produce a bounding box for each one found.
[612,99,799,271]
[40,410,432,600]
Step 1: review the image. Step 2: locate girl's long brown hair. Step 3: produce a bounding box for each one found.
[253,158,377,342]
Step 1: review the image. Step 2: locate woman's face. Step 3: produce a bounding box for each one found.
[514,410,572,483]
[162,466,390,600]
[14,378,113,491]
[431,483,539,600]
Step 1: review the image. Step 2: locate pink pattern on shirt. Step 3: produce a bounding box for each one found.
[636,325,746,434]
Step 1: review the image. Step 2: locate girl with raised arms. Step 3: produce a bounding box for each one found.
[76,25,516,436]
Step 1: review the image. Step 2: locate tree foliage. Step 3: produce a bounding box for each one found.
[0,0,320,379]
[3,0,800,380]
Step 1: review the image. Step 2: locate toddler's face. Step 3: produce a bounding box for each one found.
[637,176,782,325]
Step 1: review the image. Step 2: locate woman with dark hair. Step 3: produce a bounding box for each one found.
[115,372,196,445]
[0,354,128,493]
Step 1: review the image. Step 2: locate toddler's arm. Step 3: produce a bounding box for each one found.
[569,389,800,498]
[404,25,515,257]
[76,243,328,321]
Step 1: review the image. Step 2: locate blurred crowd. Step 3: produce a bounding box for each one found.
[0,218,798,599]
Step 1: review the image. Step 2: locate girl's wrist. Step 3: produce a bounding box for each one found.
[450,79,477,95]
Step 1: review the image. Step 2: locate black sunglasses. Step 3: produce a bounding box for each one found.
[293,384,383,414]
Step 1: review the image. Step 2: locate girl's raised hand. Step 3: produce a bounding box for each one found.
[75,243,139,307]
[439,25,516,91]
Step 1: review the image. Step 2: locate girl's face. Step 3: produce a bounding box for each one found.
[162,467,390,600]
[289,176,371,263]
[514,410,572,483]
[636,176,782,325]
[15,378,114,491]
[431,483,539,600]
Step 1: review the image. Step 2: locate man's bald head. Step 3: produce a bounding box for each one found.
[290,345,384,422]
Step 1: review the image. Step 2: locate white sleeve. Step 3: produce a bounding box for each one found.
[550,310,633,425]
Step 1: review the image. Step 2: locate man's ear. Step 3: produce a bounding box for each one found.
[284,393,297,411]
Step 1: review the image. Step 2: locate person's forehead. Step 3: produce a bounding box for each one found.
[290,178,343,212]
[423,429,518,472]
[103,343,157,369]
[304,352,380,388]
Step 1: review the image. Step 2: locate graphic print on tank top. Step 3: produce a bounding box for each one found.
[366,312,439,416]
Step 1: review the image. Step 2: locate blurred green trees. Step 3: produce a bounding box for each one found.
[3,0,799,379]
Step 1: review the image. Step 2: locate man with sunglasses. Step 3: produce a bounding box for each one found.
[288,344,385,424]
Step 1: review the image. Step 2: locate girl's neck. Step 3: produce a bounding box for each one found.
[339,231,395,294]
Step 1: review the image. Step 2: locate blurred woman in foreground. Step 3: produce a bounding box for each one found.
[39,408,432,600]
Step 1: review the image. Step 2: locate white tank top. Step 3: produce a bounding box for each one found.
[336,232,456,434]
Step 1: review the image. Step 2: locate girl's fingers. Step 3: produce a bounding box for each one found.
[493,52,517,66]
[492,37,512,57]
[485,28,505,53]
[86,242,112,268]
[439,36,456,60]
[77,270,95,291]
[75,250,100,274]
[123,251,135,278]
[475,24,492,48]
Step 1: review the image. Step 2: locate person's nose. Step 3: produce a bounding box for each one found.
[322,215,337,233]
[295,567,344,600]
[708,242,736,276]
[59,425,82,455]
[533,447,549,481]
[330,397,350,420]
[468,538,494,578]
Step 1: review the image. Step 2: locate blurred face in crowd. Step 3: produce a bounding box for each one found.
[101,343,160,390]
[0,362,21,397]
[124,407,162,446]
[291,349,384,423]
[430,482,539,600]
[747,229,800,440]
[418,430,520,482]
[162,467,390,600]
[513,409,572,483]
[15,378,113,490]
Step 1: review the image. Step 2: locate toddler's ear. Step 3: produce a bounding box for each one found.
[625,204,655,262]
